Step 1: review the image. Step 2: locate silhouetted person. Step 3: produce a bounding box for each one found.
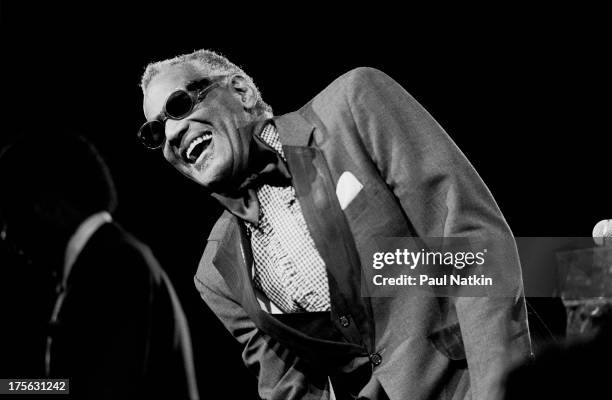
[0,134,199,399]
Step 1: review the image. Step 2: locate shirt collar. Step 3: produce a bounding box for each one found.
[62,211,112,284]
[212,122,292,225]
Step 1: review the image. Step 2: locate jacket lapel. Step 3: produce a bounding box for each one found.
[210,213,261,317]
[276,113,375,351]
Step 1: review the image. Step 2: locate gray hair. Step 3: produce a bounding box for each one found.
[141,49,273,117]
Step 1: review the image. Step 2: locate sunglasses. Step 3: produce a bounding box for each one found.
[138,76,226,150]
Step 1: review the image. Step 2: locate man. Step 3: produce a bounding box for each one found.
[139,50,532,399]
[0,135,199,399]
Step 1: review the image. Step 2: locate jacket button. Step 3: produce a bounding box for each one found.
[370,352,382,366]
[339,315,350,327]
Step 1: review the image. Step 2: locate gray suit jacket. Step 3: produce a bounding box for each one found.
[195,67,532,400]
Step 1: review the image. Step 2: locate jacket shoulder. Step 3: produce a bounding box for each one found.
[273,67,397,143]
[302,67,396,123]
[336,66,393,87]
[310,67,392,101]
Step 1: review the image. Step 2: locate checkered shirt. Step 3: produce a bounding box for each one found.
[244,124,331,313]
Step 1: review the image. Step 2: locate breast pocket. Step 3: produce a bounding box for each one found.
[341,188,369,222]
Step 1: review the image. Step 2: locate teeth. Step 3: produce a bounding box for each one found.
[186,132,212,160]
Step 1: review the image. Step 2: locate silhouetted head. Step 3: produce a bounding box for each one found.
[0,134,117,267]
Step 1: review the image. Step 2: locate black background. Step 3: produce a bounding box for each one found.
[0,3,609,399]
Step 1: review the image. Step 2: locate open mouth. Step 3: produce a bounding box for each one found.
[184,131,213,164]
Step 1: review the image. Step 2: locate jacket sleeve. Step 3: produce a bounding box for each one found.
[194,253,331,400]
[341,67,533,400]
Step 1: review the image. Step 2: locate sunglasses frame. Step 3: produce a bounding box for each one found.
[138,76,227,150]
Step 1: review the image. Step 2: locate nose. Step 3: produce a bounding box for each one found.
[164,118,190,149]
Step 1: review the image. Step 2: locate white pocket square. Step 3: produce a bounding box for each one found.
[336,171,363,210]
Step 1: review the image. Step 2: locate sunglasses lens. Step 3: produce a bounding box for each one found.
[165,90,194,119]
[138,121,165,149]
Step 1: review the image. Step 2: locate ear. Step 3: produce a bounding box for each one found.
[228,74,257,111]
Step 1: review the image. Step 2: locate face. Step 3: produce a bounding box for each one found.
[143,63,260,192]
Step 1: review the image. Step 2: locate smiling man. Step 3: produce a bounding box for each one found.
[140,50,532,400]
[142,61,273,196]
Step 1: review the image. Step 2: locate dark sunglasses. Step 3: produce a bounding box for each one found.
[138,76,226,149]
